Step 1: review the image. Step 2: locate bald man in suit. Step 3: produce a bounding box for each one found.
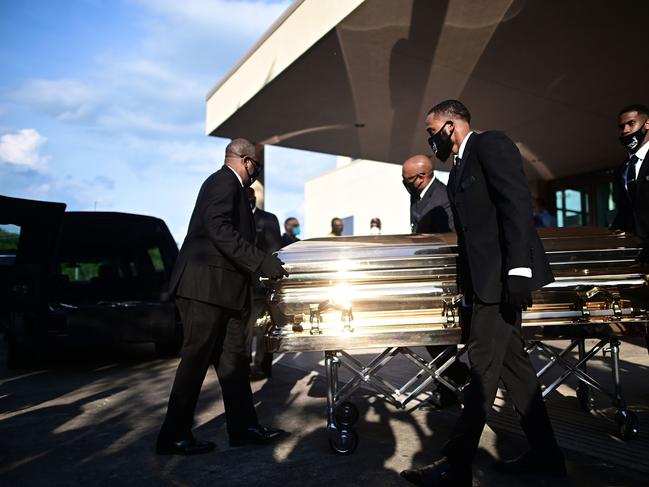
[157,138,289,455]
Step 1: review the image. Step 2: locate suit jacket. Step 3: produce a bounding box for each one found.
[169,166,265,310]
[253,208,282,254]
[251,208,282,297]
[448,131,554,303]
[410,178,455,233]
[281,233,300,247]
[611,154,649,241]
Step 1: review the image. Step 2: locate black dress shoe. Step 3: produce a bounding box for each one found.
[400,457,471,487]
[229,424,288,447]
[156,438,216,456]
[421,388,460,411]
[493,449,567,477]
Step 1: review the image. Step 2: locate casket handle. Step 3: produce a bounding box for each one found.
[442,295,463,328]
[309,300,355,334]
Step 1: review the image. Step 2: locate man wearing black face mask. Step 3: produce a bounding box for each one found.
[401,101,561,487]
[402,154,454,234]
[157,138,289,456]
[611,104,649,257]
[402,154,461,408]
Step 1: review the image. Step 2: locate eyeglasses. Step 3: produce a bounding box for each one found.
[402,171,432,184]
[230,152,260,168]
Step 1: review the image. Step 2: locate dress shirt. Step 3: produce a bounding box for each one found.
[631,140,649,179]
[456,131,474,160]
[418,175,436,199]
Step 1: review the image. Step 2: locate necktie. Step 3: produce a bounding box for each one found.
[625,155,639,202]
[449,156,461,198]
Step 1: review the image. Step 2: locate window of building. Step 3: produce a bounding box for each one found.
[549,168,617,228]
[342,216,354,236]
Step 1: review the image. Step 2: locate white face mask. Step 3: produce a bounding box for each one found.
[369,226,381,235]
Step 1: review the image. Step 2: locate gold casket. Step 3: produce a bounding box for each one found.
[264,227,649,351]
[261,227,648,453]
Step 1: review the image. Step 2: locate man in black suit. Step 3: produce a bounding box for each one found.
[157,138,289,456]
[611,104,649,254]
[245,186,282,380]
[402,154,454,234]
[402,154,461,408]
[402,101,564,486]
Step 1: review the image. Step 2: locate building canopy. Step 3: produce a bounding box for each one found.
[206,0,649,181]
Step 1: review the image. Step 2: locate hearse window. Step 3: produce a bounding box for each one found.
[147,246,165,272]
[60,261,105,282]
[0,224,21,266]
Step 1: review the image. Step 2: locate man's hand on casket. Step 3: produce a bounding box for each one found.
[505,275,532,309]
[260,254,289,279]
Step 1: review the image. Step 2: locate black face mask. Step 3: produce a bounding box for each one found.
[245,158,261,185]
[428,121,454,162]
[620,127,647,154]
[402,173,429,197]
[402,180,417,196]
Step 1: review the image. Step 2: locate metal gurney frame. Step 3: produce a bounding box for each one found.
[266,297,648,455]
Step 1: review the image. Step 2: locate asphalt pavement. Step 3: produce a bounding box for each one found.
[1,339,647,486]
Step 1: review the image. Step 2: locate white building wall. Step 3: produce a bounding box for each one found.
[304,158,412,239]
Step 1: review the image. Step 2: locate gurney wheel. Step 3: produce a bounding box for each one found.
[615,410,639,441]
[335,401,359,427]
[576,385,594,412]
[328,427,358,455]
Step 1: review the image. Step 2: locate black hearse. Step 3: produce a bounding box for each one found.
[0,195,181,367]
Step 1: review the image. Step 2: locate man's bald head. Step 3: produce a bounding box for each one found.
[224,138,260,187]
[402,154,434,197]
[225,138,256,160]
[403,154,433,175]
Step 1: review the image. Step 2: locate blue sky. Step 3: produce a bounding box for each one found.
[0,0,336,242]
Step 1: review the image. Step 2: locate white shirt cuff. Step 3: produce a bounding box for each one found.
[508,267,532,278]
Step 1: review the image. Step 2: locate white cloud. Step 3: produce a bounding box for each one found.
[0,128,49,168]
[12,79,96,120]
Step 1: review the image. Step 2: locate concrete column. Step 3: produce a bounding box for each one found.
[255,142,265,209]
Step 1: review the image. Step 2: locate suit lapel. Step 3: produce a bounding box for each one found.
[454,133,476,193]
[222,166,256,238]
[636,157,649,190]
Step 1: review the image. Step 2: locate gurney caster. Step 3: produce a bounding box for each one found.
[328,425,358,455]
[615,409,639,441]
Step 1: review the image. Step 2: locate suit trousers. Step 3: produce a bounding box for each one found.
[442,300,559,467]
[158,297,258,442]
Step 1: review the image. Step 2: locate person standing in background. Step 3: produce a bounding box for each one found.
[532,197,557,228]
[369,217,382,235]
[245,187,282,381]
[281,217,301,247]
[328,217,344,236]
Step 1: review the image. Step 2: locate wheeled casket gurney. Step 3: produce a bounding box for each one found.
[262,227,649,454]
